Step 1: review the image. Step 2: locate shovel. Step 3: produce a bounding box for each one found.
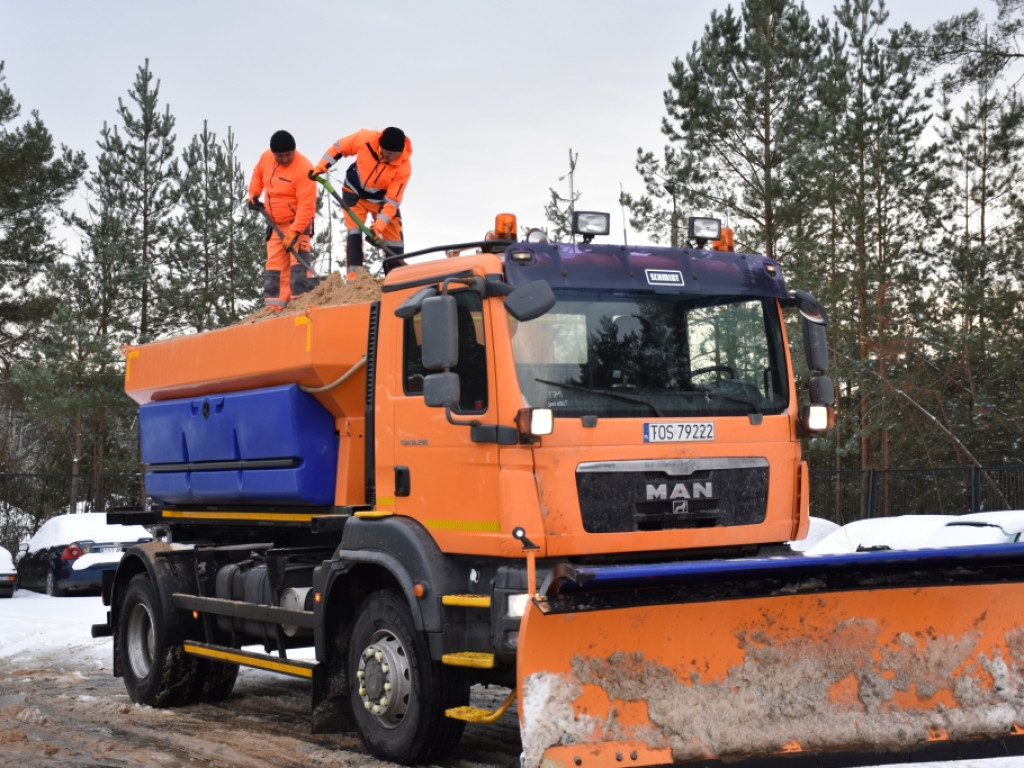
[312,174,404,271]
[250,201,320,278]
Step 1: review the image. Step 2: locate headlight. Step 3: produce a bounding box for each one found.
[571,211,610,237]
[506,593,531,617]
[688,217,722,241]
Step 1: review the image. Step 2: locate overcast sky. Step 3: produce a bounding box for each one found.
[1,0,987,261]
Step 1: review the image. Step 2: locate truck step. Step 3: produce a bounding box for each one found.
[183,641,316,679]
[445,690,517,723]
[441,593,492,608]
[441,651,495,669]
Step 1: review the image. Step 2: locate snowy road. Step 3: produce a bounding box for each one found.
[0,590,520,768]
[1,588,1023,768]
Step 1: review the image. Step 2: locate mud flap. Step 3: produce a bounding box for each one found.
[516,547,1024,768]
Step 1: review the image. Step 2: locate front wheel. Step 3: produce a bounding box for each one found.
[348,590,467,764]
[119,572,196,707]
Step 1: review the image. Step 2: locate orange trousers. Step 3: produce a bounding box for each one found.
[263,231,312,309]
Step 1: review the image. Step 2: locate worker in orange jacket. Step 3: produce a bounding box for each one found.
[248,130,317,310]
[310,127,411,276]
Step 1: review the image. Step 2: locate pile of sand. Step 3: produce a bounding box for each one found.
[235,270,383,325]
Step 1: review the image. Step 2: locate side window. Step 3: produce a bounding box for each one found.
[453,292,487,412]
[401,292,488,413]
[402,315,425,395]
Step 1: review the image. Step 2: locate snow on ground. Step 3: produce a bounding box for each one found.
[3,513,1024,767]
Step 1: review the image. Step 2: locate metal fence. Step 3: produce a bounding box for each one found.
[809,466,1024,525]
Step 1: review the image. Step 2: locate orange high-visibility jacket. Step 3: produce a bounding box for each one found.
[315,129,412,227]
[248,149,317,233]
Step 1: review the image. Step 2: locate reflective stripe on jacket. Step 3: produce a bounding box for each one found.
[317,128,412,226]
[248,149,317,232]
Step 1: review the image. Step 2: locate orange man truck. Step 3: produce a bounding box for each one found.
[95,212,1024,767]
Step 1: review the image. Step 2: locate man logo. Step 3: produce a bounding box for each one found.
[645,269,684,286]
[646,482,713,501]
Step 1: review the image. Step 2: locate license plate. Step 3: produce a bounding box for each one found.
[643,422,715,442]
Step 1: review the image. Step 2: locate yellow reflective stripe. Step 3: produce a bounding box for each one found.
[425,519,501,532]
[354,509,394,519]
[294,315,311,351]
[124,348,140,383]
[183,642,313,679]
[161,510,316,523]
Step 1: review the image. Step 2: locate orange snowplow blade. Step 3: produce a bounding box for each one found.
[516,546,1024,767]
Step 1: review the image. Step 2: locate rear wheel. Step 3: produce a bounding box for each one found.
[45,569,65,597]
[348,590,468,764]
[119,572,196,707]
[189,659,238,702]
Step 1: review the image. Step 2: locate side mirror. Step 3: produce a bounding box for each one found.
[423,372,460,409]
[505,281,556,322]
[421,295,458,369]
[802,319,829,373]
[395,286,440,319]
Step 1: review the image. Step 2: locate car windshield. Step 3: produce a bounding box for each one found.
[510,292,789,418]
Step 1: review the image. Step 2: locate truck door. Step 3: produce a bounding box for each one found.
[389,290,501,553]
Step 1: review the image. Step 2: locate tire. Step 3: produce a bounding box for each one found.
[45,569,65,597]
[348,590,468,764]
[189,658,239,702]
[119,572,197,707]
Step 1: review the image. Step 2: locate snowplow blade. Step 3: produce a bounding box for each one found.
[516,544,1024,768]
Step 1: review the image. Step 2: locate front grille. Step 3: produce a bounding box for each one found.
[576,458,769,533]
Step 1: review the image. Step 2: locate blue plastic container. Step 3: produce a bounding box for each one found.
[140,384,338,506]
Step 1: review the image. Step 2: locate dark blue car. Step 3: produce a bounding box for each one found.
[16,513,151,596]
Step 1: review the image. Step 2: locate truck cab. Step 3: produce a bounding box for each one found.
[99,211,838,767]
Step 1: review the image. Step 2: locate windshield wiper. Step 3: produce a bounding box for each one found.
[535,378,663,416]
[698,388,762,413]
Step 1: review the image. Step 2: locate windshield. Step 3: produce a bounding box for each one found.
[510,293,789,418]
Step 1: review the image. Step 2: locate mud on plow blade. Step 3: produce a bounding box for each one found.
[515,543,1024,768]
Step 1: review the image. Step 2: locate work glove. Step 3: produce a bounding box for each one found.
[247,195,263,211]
[370,219,386,241]
[281,229,300,251]
[311,162,327,178]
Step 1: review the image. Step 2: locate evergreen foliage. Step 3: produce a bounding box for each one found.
[623,0,1024,470]
[0,61,86,370]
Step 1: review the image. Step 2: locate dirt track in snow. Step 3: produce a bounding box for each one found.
[0,635,522,768]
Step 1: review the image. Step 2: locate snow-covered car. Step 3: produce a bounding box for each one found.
[15,513,151,596]
[0,545,16,597]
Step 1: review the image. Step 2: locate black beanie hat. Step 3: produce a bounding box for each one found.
[269,130,296,152]
[380,127,405,152]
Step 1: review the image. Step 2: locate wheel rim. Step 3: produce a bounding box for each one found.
[125,600,156,680]
[355,628,412,727]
